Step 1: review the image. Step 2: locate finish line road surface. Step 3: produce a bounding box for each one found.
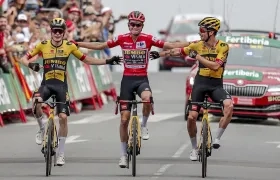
[0,72,280,180]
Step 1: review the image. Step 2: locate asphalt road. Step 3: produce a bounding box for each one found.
[0,72,280,180]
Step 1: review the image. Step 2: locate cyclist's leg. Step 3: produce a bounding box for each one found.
[119,76,134,167]
[32,85,51,145]
[210,87,233,149]
[136,77,152,140]
[187,84,206,161]
[54,85,70,166]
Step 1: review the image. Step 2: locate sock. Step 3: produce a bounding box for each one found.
[190,137,197,149]
[216,128,225,140]
[121,142,127,156]
[141,116,148,127]
[58,137,66,155]
[36,115,44,130]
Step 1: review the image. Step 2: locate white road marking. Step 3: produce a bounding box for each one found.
[265,141,280,148]
[152,143,190,179]
[141,113,183,122]
[151,128,217,179]
[66,135,88,144]
[69,115,117,124]
[172,143,190,158]
[16,113,183,126]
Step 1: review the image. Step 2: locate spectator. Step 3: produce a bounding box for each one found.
[1,0,127,72]
[0,15,9,73]
[39,17,51,40]
[16,13,31,41]
[4,0,26,26]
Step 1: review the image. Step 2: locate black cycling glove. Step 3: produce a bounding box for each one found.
[149,51,160,60]
[106,56,122,65]
[28,63,40,72]
[189,49,198,59]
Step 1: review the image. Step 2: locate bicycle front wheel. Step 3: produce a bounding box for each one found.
[132,117,137,177]
[46,119,53,176]
[202,118,208,178]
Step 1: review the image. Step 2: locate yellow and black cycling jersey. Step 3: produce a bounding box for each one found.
[180,40,229,84]
[26,40,86,85]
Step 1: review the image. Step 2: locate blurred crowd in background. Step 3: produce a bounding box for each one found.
[0,0,127,73]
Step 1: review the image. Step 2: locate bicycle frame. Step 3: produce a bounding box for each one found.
[34,96,66,150]
[189,95,224,178]
[115,93,155,148]
[189,95,224,150]
[115,92,155,176]
[43,104,58,151]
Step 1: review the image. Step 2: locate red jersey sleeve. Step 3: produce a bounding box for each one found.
[107,35,121,48]
[150,35,165,48]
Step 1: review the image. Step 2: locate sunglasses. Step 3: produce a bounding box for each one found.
[52,29,64,34]
[129,22,143,27]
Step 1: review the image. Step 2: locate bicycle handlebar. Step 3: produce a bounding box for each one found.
[115,96,155,115]
[33,96,67,115]
[188,99,224,116]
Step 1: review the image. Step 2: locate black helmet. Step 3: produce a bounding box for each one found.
[50,18,66,30]
[198,17,221,32]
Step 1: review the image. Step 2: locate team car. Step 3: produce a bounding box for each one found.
[158,13,230,71]
[185,30,280,121]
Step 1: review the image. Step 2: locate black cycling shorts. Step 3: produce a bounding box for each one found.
[32,84,70,116]
[189,83,231,112]
[119,76,152,111]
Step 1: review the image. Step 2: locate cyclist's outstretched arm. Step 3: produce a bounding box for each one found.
[19,55,31,67]
[150,41,197,59]
[163,41,191,49]
[71,45,122,65]
[83,55,121,65]
[77,42,108,50]
[19,41,42,68]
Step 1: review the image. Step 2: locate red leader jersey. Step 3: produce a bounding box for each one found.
[107,33,165,76]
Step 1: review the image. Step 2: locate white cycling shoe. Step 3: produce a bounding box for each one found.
[35,129,44,145]
[119,155,128,168]
[190,149,198,161]
[141,127,149,140]
[56,153,65,166]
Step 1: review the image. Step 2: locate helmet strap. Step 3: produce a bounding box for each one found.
[205,31,211,42]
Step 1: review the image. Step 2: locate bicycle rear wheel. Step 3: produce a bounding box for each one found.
[132,117,137,177]
[202,118,208,178]
[46,119,53,176]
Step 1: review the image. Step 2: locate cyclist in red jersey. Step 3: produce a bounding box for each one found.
[75,11,190,168]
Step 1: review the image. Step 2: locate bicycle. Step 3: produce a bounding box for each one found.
[115,92,155,177]
[187,95,224,178]
[33,95,67,177]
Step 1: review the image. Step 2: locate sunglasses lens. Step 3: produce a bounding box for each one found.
[129,23,142,27]
[52,29,64,34]
[199,27,206,33]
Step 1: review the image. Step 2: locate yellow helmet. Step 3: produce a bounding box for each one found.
[198,17,221,32]
[50,18,66,30]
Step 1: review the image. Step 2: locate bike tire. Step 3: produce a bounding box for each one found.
[202,118,208,178]
[46,119,53,176]
[132,117,137,177]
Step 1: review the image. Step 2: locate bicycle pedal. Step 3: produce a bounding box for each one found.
[41,147,45,154]
[51,150,56,156]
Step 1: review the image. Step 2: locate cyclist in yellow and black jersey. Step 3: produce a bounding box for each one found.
[26,39,86,85]
[149,17,233,161]
[180,39,229,86]
[19,18,122,166]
